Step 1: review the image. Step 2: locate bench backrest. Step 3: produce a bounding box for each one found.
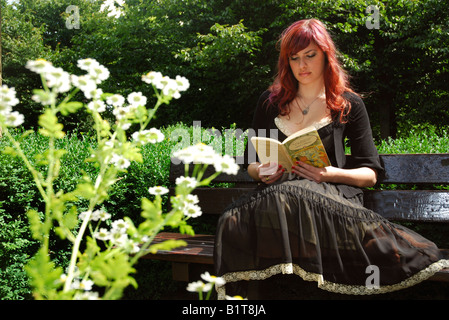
[169,154,449,223]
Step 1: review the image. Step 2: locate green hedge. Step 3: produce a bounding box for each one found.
[0,124,448,299]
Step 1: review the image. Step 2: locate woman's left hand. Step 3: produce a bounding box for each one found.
[291,161,378,188]
[291,161,335,184]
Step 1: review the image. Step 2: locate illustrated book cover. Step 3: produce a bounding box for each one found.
[250,126,331,173]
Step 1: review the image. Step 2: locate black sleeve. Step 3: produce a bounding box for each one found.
[343,93,385,176]
[241,91,274,170]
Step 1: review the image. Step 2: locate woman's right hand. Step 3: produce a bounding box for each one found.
[256,162,285,184]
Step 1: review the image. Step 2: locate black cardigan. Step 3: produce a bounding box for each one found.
[243,90,384,200]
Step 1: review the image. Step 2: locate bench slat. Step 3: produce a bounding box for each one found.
[142,233,215,264]
[189,188,449,222]
[379,154,449,184]
[170,154,449,185]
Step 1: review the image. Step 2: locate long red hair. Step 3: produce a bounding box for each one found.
[269,19,355,123]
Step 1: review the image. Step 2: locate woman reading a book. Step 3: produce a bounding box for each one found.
[214,18,449,299]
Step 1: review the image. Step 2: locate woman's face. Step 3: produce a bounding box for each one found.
[289,42,326,87]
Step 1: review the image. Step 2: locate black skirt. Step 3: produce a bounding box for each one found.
[213,178,449,299]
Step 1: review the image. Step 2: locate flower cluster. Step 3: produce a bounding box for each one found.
[26,58,110,105]
[0,85,23,127]
[187,272,226,293]
[59,271,98,300]
[94,218,142,254]
[142,71,190,99]
[186,272,226,300]
[173,143,240,176]
[79,209,141,254]
[173,193,202,218]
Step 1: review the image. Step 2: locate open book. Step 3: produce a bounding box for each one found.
[250,126,331,173]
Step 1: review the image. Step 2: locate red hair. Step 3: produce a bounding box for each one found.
[269,19,355,123]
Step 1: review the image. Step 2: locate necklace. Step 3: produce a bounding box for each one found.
[298,94,322,115]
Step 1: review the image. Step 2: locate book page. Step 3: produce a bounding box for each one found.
[250,137,293,171]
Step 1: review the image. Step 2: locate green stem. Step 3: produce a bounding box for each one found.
[3,128,47,202]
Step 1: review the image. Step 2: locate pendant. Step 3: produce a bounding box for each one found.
[302,109,308,115]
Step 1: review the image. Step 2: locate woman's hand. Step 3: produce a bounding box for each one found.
[256,162,285,184]
[291,161,378,188]
[291,161,332,183]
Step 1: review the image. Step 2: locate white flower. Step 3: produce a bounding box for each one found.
[201,272,226,286]
[147,128,164,143]
[4,111,24,127]
[141,71,163,86]
[106,94,125,107]
[175,176,198,188]
[186,280,213,293]
[77,58,100,72]
[84,87,103,100]
[161,78,181,99]
[87,100,106,113]
[112,105,131,120]
[94,228,110,241]
[78,210,91,220]
[213,154,239,175]
[0,103,11,116]
[71,75,97,94]
[111,219,129,234]
[26,59,53,74]
[110,153,130,169]
[46,67,71,93]
[88,64,110,84]
[110,231,128,245]
[173,143,218,165]
[142,72,189,99]
[175,75,190,92]
[132,128,164,145]
[127,92,147,107]
[79,279,94,291]
[148,186,169,196]
[0,85,19,108]
[91,209,111,221]
[118,122,131,131]
[182,203,202,218]
[184,194,199,205]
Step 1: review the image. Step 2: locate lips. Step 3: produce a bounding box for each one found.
[299,72,311,77]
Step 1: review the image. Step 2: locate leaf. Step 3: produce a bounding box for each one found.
[62,205,79,230]
[26,209,45,241]
[25,247,64,300]
[59,101,84,116]
[38,109,65,139]
[141,197,162,219]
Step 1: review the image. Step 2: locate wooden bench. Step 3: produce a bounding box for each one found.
[142,154,449,285]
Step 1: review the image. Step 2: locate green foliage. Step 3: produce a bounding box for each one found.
[3,0,449,137]
[377,125,449,154]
